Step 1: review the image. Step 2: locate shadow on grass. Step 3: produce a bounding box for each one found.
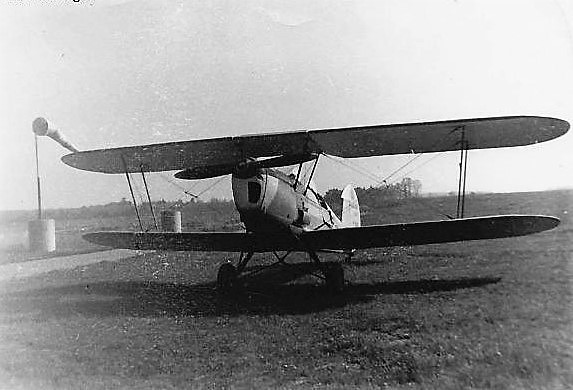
[4,274,500,318]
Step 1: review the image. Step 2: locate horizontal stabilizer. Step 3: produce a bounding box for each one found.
[83,215,558,253]
[62,116,568,176]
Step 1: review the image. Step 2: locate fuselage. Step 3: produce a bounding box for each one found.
[231,168,341,234]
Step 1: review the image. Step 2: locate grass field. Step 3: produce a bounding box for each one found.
[0,190,571,389]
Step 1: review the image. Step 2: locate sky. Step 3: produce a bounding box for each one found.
[1,0,573,211]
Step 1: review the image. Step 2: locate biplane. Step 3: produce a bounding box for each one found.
[41,115,569,292]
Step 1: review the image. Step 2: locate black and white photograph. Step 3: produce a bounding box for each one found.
[0,1,572,388]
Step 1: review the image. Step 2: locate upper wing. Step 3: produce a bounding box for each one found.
[62,116,568,176]
[83,215,558,252]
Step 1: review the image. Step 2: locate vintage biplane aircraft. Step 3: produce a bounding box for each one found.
[37,115,569,292]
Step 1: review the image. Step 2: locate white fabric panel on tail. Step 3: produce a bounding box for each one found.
[341,185,361,228]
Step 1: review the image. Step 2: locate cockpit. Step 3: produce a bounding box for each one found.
[248,181,262,203]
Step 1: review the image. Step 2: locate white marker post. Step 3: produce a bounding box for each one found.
[28,117,79,253]
[161,210,182,232]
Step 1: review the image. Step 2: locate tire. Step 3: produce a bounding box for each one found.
[217,263,238,293]
[325,263,345,293]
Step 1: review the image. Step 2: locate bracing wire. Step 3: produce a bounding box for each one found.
[325,150,426,188]
[157,172,228,202]
[379,154,424,185]
[196,176,228,198]
[396,154,456,219]
[324,152,424,188]
[322,154,388,185]
[324,151,454,219]
[322,123,469,219]
[395,154,442,182]
[156,172,233,221]
[157,174,200,200]
[369,124,464,187]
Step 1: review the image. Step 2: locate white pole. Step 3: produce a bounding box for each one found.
[34,134,42,220]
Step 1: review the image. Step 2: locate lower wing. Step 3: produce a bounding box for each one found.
[83,215,558,252]
[82,231,299,252]
[302,215,559,250]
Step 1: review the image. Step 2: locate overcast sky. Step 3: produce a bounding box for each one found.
[1,0,573,211]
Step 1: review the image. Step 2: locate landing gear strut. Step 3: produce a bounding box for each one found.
[216,252,254,293]
[216,250,346,293]
[217,263,238,293]
[306,248,345,293]
[325,262,345,293]
[343,249,355,264]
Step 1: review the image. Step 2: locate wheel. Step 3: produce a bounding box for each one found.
[325,262,345,293]
[217,263,238,293]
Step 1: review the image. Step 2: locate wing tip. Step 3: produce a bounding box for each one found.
[486,214,560,236]
[62,152,95,172]
[61,152,75,167]
[61,151,118,174]
[465,214,560,234]
[540,116,570,138]
[499,115,569,146]
[531,215,560,233]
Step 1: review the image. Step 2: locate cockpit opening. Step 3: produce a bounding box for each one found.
[248,181,262,203]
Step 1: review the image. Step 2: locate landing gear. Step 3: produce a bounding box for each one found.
[306,248,345,292]
[343,250,354,264]
[325,262,345,293]
[217,263,238,293]
[216,252,254,293]
[216,250,346,293]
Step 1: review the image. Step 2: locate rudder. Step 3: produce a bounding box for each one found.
[341,184,361,228]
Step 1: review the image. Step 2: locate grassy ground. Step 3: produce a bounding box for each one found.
[0,190,571,389]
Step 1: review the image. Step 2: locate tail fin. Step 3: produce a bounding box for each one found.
[341,184,360,228]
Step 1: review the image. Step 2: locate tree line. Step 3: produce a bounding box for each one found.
[1,177,421,229]
[323,177,422,214]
